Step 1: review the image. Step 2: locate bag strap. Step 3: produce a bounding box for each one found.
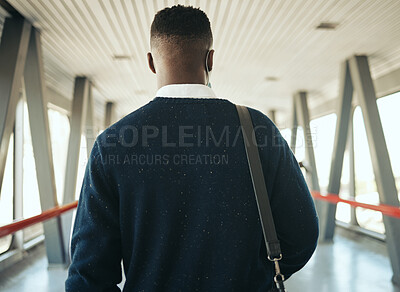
[236,105,286,291]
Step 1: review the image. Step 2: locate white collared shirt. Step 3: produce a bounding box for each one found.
[155,84,217,98]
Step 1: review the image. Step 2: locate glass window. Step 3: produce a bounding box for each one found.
[353,105,383,233]
[353,91,400,234]
[377,92,400,197]
[309,114,351,223]
[280,126,309,182]
[0,135,14,254]
[47,108,89,202]
[280,126,305,162]
[48,109,70,204]
[310,114,337,192]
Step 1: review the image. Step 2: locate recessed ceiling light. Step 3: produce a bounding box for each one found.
[112,55,132,61]
[265,76,278,82]
[134,90,147,95]
[316,22,338,30]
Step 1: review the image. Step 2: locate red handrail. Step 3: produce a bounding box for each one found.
[311,191,400,219]
[1,190,399,239]
[0,201,78,238]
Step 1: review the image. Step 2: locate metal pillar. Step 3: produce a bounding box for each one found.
[348,109,358,226]
[295,92,321,193]
[320,61,354,241]
[349,55,400,285]
[63,77,89,205]
[62,77,89,261]
[85,84,95,157]
[268,109,276,124]
[321,55,400,283]
[0,17,31,191]
[24,28,65,264]
[12,96,24,250]
[104,101,114,129]
[290,98,298,153]
[294,92,323,218]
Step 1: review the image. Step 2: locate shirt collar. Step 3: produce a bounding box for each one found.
[155,84,217,98]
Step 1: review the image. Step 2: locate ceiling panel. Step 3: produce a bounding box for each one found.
[4,0,400,126]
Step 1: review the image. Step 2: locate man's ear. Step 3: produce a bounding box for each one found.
[147,52,156,74]
[207,49,214,72]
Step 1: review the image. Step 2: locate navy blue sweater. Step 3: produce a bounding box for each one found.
[66,97,319,291]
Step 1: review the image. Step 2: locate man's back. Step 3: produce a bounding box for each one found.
[66,94,319,291]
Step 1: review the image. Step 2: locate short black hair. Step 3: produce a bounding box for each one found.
[150,5,213,50]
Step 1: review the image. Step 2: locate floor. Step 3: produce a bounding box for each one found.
[0,228,399,292]
[285,228,400,292]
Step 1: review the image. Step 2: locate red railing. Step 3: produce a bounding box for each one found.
[0,191,399,239]
[0,201,78,238]
[311,191,400,219]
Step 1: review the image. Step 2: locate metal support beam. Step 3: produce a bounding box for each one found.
[348,109,358,226]
[0,17,31,192]
[295,92,321,193]
[291,91,323,216]
[309,65,400,121]
[85,83,95,157]
[47,87,72,115]
[12,96,23,250]
[62,77,89,262]
[349,55,400,285]
[63,77,89,205]
[24,28,66,264]
[104,101,114,129]
[290,98,298,153]
[268,109,276,124]
[320,61,354,241]
[0,0,23,18]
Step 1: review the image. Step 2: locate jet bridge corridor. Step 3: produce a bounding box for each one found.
[1,0,400,291]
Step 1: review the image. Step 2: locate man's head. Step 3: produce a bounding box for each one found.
[147,5,214,88]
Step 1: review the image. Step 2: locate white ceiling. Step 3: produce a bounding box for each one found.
[2,0,400,127]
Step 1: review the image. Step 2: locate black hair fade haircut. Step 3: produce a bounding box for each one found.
[150,5,213,51]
